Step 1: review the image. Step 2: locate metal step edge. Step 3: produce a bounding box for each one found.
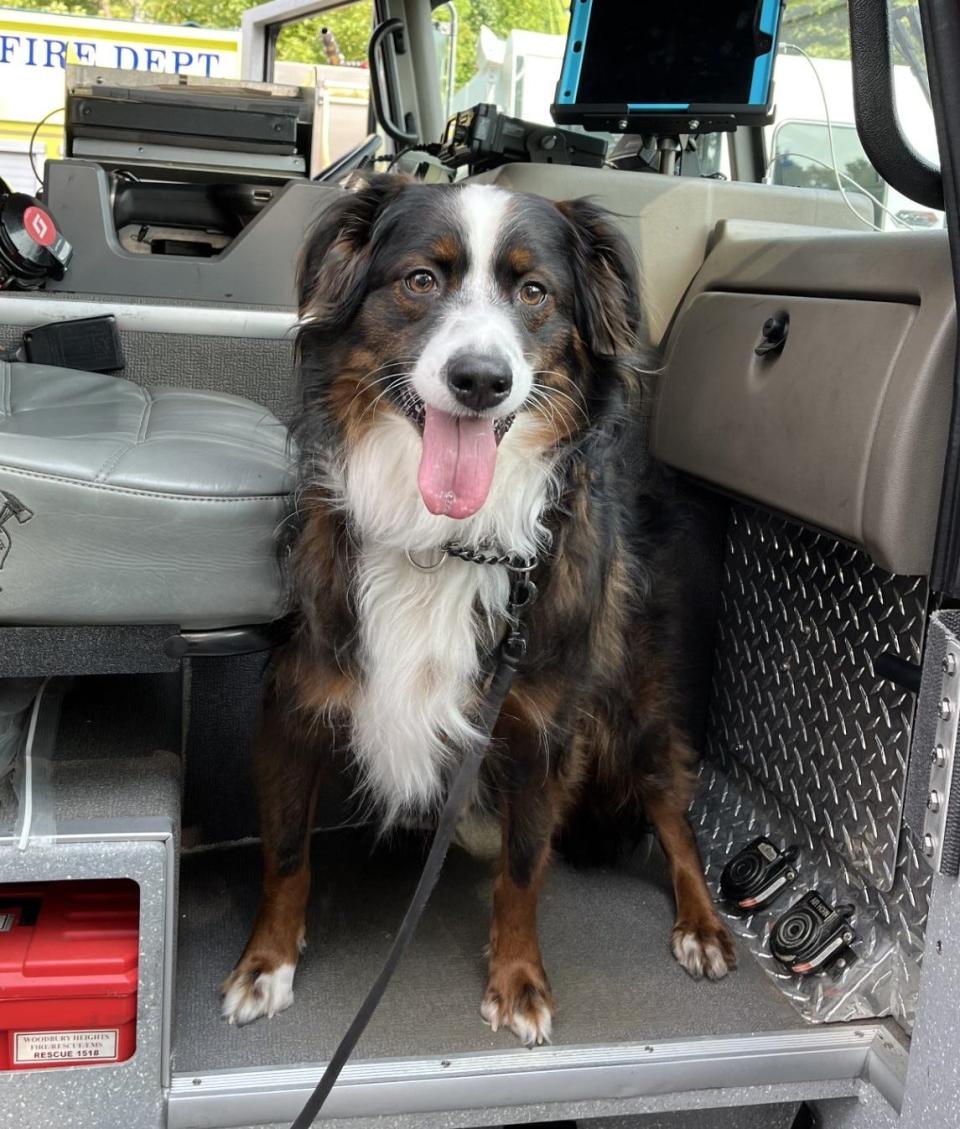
[167,1021,906,1129]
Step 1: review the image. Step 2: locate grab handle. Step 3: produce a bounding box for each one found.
[368,19,419,147]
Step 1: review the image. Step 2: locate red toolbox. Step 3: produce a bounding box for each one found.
[0,879,139,1070]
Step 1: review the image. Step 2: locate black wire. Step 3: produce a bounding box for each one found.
[375,142,442,172]
[29,107,65,190]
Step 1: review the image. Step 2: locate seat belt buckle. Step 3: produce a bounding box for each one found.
[23,314,125,373]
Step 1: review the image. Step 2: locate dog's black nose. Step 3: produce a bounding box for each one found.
[446,353,513,412]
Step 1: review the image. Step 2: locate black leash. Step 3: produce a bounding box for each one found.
[288,568,537,1129]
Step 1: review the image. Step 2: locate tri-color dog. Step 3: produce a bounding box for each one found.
[221,176,735,1044]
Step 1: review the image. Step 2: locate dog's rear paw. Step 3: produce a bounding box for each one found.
[481,965,555,1047]
[671,920,737,981]
[221,959,296,1026]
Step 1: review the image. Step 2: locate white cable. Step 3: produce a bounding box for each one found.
[765,149,910,229]
[15,677,51,851]
[776,42,910,231]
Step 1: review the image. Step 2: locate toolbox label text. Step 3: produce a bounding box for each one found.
[14,1029,118,1064]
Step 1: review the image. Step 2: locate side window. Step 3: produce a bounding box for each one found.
[765,0,942,230]
[272,1,373,174]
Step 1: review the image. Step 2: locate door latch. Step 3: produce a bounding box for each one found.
[755,311,790,357]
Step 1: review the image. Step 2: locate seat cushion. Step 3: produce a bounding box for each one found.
[0,362,292,628]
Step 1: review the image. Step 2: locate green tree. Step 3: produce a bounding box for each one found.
[782,0,928,78]
[781,0,850,59]
[271,5,373,67]
[7,0,566,76]
[5,0,373,63]
[434,0,567,90]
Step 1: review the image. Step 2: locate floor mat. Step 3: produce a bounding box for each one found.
[173,830,801,1073]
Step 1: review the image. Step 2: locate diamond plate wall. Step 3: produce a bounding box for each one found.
[696,504,932,1027]
[707,506,928,892]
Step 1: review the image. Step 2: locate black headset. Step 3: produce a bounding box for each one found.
[0,178,72,290]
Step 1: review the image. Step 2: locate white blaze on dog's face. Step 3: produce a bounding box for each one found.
[411,186,535,519]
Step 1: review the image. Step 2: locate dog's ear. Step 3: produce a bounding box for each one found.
[298,174,408,330]
[554,198,642,359]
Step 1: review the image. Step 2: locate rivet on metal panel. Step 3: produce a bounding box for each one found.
[923,833,937,857]
[933,744,948,768]
[944,653,957,676]
[939,698,953,720]
[928,791,942,813]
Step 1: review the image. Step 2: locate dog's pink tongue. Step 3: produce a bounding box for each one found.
[418,405,497,519]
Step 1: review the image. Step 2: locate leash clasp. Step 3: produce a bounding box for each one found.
[501,575,537,666]
[507,576,537,615]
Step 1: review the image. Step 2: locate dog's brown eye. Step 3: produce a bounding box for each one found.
[405,270,438,294]
[519,282,547,306]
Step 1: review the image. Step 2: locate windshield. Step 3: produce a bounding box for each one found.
[443,0,941,227]
[3,0,944,228]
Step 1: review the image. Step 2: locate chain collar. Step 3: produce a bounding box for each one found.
[442,541,537,571]
[405,541,537,574]
[403,541,539,666]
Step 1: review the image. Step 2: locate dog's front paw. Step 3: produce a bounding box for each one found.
[481,963,555,1047]
[671,919,737,981]
[221,957,297,1026]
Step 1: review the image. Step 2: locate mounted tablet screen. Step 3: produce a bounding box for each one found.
[553,0,783,133]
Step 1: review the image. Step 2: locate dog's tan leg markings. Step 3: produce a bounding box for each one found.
[640,748,736,981]
[221,694,327,1025]
[221,868,310,1025]
[481,699,572,1047]
[482,828,555,1047]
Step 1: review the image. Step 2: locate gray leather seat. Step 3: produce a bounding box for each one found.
[0,362,292,628]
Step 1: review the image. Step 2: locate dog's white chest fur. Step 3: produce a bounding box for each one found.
[335,412,556,820]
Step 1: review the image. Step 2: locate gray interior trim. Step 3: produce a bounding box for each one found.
[474,165,877,347]
[43,162,336,306]
[657,290,917,558]
[0,295,296,339]
[166,1024,900,1129]
[653,221,956,576]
